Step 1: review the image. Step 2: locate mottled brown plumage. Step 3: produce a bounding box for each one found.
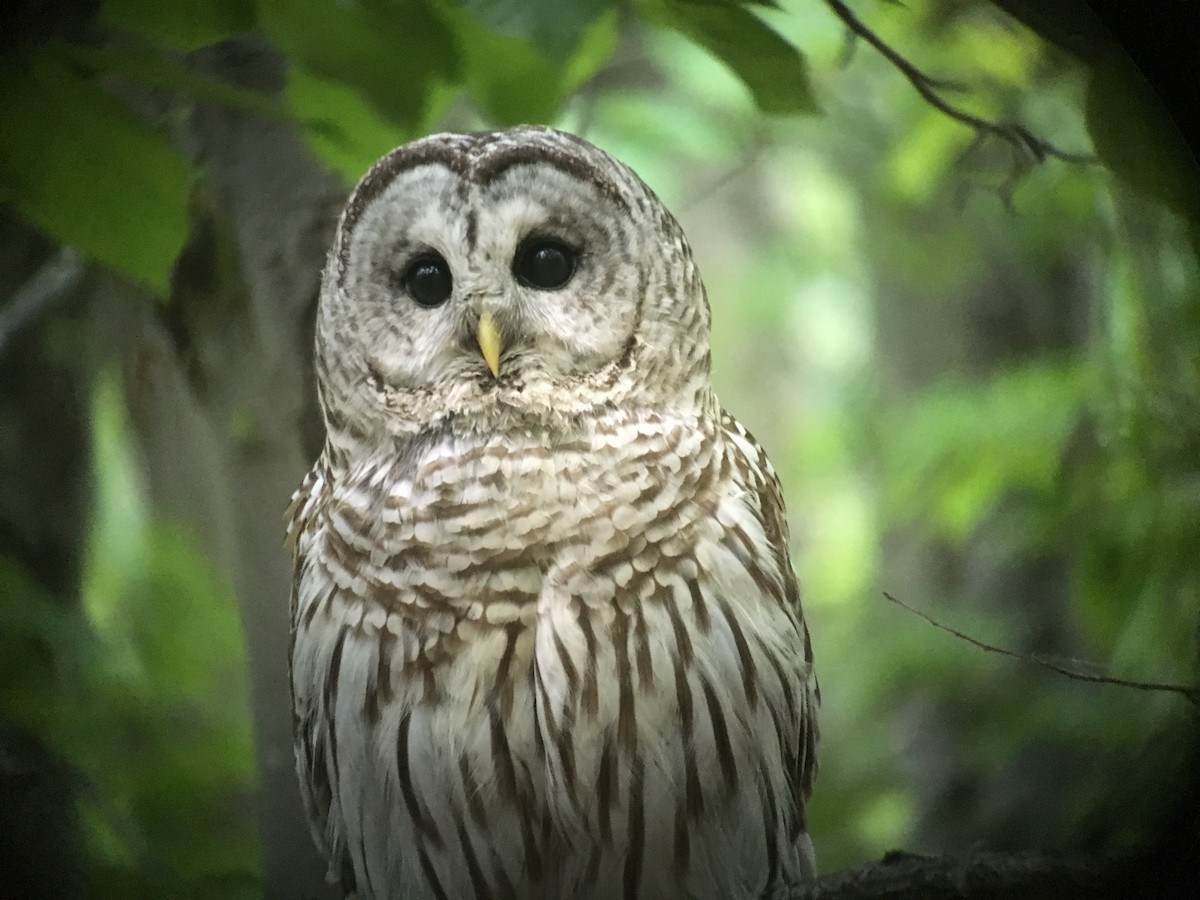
[288,126,818,899]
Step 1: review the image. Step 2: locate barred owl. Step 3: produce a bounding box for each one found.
[287,126,818,900]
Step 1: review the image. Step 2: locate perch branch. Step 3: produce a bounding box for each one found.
[883,592,1200,708]
[790,849,1115,900]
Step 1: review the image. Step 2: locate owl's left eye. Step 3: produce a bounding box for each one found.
[513,238,577,290]
[403,253,453,307]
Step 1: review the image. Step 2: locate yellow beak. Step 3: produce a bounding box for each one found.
[476,312,502,378]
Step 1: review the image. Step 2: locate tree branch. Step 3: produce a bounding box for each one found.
[791,849,1115,900]
[824,0,1094,174]
[0,248,83,356]
[883,592,1200,708]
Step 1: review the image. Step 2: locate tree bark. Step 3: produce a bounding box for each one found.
[95,36,342,898]
[0,218,90,900]
[795,850,1114,900]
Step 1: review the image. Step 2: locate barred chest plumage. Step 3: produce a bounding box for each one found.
[289,406,816,900]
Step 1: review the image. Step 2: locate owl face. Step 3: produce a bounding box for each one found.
[316,127,712,443]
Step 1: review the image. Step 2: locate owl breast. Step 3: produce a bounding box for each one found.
[289,407,815,900]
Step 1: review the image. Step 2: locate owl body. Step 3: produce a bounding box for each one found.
[289,127,817,899]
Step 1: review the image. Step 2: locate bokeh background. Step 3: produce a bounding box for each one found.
[2,1,1197,897]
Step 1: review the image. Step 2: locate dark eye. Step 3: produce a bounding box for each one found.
[513,239,577,290]
[403,253,453,307]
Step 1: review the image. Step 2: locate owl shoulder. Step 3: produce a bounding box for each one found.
[718,410,794,557]
[285,456,333,552]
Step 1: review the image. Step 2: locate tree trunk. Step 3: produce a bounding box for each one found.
[0,219,90,899]
[97,36,342,898]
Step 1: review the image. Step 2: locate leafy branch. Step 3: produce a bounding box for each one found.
[825,0,1094,174]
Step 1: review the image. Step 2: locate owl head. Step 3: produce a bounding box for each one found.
[315,126,712,448]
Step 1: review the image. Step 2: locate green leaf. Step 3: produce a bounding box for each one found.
[101,0,255,50]
[56,41,286,120]
[259,0,460,129]
[644,0,818,114]
[0,53,191,294]
[563,8,620,94]
[458,0,612,65]
[286,66,419,184]
[446,3,619,125]
[452,11,560,124]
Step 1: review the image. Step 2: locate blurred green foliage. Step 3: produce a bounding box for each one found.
[0,51,192,295]
[880,361,1089,543]
[1,374,259,896]
[1,0,1197,893]
[0,0,814,290]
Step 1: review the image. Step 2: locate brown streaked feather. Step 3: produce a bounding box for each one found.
[290,126,819,898]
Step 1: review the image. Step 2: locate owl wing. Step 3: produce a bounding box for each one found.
[285,460,358,891]
[522,409,819,897]
[721,411,820,840]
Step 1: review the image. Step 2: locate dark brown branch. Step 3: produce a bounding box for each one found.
[791,850,1118,900]
[883,592,1200,707]
[824,0,1094,171]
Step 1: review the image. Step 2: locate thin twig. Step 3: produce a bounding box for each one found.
[883,592,1200,708]
[835,21,859,70]
[678,127,771,213]
[824,0,1095,174]
[0,248,84,355]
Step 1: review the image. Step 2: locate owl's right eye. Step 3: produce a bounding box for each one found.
[403,253,453,307]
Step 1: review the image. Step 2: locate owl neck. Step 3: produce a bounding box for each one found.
[319,339,715,467]
[320,377,718,476]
